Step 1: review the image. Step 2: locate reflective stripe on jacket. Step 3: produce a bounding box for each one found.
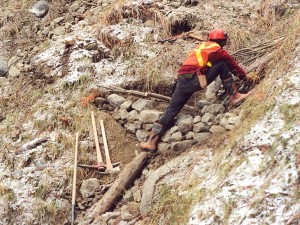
[182,41,221,69]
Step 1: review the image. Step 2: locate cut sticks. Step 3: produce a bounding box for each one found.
[100,120,113,171]
[90,111,105,167]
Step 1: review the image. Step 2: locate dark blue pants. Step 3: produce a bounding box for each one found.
[159,61,231,127]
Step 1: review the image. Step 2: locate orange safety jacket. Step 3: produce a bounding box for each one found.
[181,41,221,71]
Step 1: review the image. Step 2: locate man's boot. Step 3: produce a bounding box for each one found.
[140,122,163,152]
[223,77,252,106]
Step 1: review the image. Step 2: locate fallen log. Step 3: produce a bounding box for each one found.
[97,85,196,111]
[20,136,49,153]
[84,152,149,223]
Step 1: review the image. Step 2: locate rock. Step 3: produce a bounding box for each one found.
[201,113,214,123]
[53,26,66,36]
[193,122,210,133]
[107,94,126,108]
[161,126,179,143]
[185,131,195,140]
[121,203,140,221]
[171,131,183,141]
[193,115,202,123]
[142,123,153,131]
[205,79,221,101]
[136,129,149,142]
[41,27,50,36]
[0,77,9,86]
[139,110,161,123]
[76,7,86,15]
[158,143,171,153]
[142,168,149,176]
[213,114,224,125]
[133,189,142,202]
[34,160,46,170]
[201,104,225,115]
[120,100,132,110]
[8,66,20,78]
[209,125,226,134]
[171,140,193,151]
[94,97,107,108]
[29,1,49,18]
[178,117,193,134]
[70,2,80,12]
[199,100,212,109]
[8,56,20,68]
[118,109,129,120]
[125,121,141,133]
[52,16,65,25]
[125,123,136,133]
[132,99,154,112]
[12,170,23,180]
[127,110,139,122]
[194,132,211,143]
[227,116,240,125]
[123,190,133,203]
[176,114,193,124]
[219,117,228,127]
[0,59,8,77]
[101,212,121,223]
[85,42,98,51]
[80,178,100,199]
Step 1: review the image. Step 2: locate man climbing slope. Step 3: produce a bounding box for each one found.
[140,28,252,152]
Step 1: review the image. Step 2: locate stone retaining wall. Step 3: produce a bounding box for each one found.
[95,93,242,153]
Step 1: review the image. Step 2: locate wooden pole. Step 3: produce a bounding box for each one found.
[71,132,79,225]
[100,120,113,171]
[85,152,149,222]
[90,111,104,164]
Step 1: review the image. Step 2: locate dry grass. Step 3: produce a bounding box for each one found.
[33,199,57,223]
[101,0,170,32]
[149,184,205,225]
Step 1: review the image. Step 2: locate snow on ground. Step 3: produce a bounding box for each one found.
[189,49,300,224]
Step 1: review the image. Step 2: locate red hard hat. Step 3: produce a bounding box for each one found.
[208,29,227,40]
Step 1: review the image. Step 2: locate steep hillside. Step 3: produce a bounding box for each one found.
[0,0,299,225]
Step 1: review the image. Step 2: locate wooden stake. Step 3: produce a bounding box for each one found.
[100,120,113,171]
[90,111,104,165]
[71,132,79,225]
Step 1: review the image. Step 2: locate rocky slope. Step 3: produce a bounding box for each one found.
[0,0,299,225]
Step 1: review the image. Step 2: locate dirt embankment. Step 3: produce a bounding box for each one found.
[0,0,299,224]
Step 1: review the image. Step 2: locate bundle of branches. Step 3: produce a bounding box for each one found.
[232,35,285,67]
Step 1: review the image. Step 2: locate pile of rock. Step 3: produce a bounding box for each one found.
[94,93,242,153]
